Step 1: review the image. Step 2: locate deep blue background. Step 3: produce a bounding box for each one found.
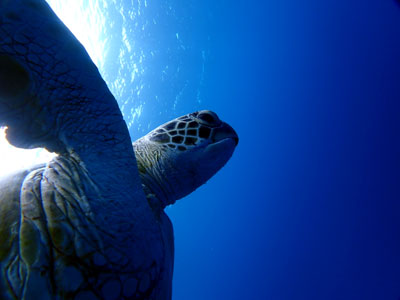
[48,0,400,299]
[164,1,400,299]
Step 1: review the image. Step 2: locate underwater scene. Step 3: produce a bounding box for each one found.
[0,0,399,299]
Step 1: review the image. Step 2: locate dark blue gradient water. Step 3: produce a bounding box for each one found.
[47,1,400,299]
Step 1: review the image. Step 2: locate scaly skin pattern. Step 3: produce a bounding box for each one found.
[0,156,174,299]
[0,0,171,299]
[133,110,238,211]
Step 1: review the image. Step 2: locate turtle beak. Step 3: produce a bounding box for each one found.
[212,122,239,146]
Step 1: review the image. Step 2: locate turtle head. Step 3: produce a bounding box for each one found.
[133,110,238,211]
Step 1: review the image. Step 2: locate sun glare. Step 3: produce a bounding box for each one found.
[0,1,104,177]
[45,0,105,69]
[0,128,55,177]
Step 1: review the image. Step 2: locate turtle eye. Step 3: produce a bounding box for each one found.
[196,111,221,127]
[150,133,170,143]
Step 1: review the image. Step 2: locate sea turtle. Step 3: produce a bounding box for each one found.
[0,0,238,299]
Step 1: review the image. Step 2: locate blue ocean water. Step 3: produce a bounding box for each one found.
[44,0,400,299]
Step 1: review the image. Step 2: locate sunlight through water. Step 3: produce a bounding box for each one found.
[45,0,106,69]
[0,129,56,177]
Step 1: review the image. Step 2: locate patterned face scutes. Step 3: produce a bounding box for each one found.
[149,111,221,151]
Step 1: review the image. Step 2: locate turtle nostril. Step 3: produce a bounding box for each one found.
[233,137,239,145]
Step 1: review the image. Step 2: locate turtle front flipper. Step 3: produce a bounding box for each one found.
[0,53,63,152]
[0,0,126,157]
[0,0,154,247]
[0,2,163,298]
